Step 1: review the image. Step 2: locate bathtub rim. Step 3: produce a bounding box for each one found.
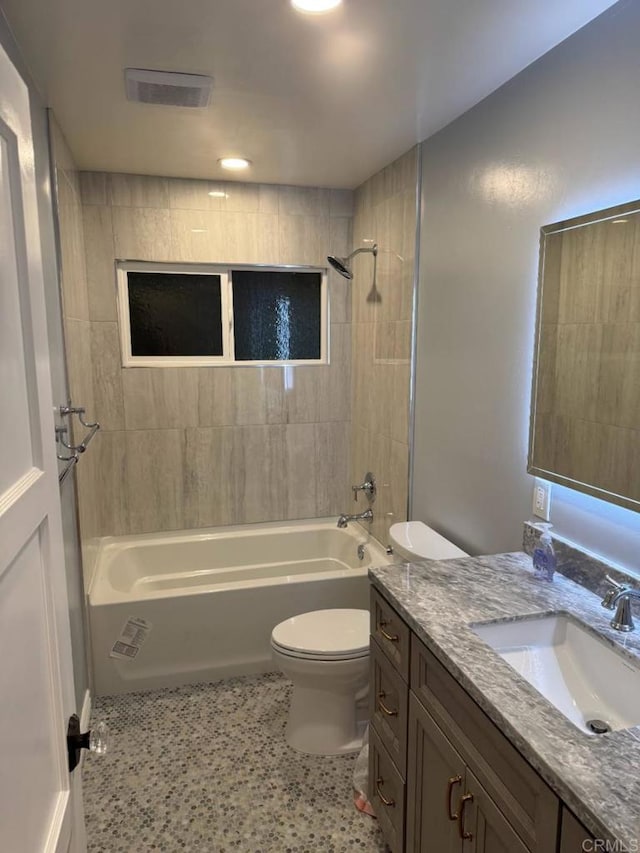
[88,517,389,606]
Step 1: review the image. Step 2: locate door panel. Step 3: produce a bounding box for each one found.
[0,130,35,492]
[407,693,465,853]
[463,769,529,853]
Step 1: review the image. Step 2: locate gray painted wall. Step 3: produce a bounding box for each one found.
[0,11,89,708]
[412,0,640,571]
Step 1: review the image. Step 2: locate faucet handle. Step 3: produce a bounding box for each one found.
[602,575,625,610]
[352,472,376,503]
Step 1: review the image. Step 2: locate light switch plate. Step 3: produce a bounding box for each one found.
[532,479,552,521]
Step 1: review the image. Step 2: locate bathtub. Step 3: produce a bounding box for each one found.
[88,518,392,696]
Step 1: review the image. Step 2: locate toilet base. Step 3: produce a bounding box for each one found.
[285,683,368,755]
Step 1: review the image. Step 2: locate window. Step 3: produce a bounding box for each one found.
[117,262,327,367]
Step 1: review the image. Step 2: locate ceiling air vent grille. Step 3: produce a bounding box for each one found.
[124,69,213,108]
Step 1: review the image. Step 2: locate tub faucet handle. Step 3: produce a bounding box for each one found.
[352,472,376,503]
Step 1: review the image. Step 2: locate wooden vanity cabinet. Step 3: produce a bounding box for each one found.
[559,808,595,852]
[369,587,572,853]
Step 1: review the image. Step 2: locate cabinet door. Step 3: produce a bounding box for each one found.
[407,693,466,853]
[461,770,529,853]
[559,808,594,852]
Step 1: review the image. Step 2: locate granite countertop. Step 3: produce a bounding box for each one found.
[369,553,640,848]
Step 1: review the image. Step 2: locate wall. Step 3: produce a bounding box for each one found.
[351,147,419,547]
[79,172,353,536]
[412,0,640,570]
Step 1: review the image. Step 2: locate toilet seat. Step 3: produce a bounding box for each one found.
[271,609,369,661]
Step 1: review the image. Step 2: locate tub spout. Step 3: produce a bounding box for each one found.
[337,509,373,528]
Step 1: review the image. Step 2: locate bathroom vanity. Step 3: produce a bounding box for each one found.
[368,554,640,852]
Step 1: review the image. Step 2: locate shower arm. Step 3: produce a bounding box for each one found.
[346,244,378,261]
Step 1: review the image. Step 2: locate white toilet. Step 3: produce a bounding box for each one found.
[271,608,370,756]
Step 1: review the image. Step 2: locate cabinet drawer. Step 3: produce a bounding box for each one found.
[410,633,559,853]
[370,637,409,777]
[370,587,410,680]
[369,725,406,853]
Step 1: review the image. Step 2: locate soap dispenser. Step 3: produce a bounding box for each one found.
[532,523,556,581]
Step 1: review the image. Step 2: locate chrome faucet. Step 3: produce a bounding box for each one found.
[337,508,373,528]
[601,575,640,632]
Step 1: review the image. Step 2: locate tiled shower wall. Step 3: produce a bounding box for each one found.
[350,147,418,547]
[77,172,354,537]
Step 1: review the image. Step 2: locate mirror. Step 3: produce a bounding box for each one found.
[529,199,640,512]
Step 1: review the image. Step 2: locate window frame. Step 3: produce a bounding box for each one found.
[116,260,328,368]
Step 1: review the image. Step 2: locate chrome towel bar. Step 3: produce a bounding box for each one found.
[56,402,101,483]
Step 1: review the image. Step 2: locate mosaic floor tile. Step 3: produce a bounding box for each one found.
[83,672,388,852]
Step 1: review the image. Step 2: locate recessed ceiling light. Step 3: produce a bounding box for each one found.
[208,190,228,198]
[612,219,629,224]
[219,157,251,171]
[291,0,342,14]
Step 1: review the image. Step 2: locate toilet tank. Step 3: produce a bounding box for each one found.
[389,521,467,561]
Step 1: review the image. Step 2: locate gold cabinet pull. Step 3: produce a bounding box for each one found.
[458,793,473,840]
[378,619,399,642]
[375,776,396,808]
[446,775,462,821]
[377,691,398,717]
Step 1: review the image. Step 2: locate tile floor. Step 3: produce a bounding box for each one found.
[83,672,388,852]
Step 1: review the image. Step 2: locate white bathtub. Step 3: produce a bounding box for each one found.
[88,518,392,696]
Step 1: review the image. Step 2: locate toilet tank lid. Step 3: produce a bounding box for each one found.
[389,521,467,560]
[272,609,369,657]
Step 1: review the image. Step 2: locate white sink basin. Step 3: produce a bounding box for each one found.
[472,614,640,734]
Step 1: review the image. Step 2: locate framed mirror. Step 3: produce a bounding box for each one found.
[529,199,640,512]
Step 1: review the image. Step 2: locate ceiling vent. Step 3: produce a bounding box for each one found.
[124,69,213,108]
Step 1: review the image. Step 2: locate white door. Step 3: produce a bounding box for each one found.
[0,38,84,853]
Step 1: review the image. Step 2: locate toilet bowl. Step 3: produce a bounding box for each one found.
[271,608,370,756]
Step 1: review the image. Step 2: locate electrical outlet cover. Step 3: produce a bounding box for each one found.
[532,479,552,521]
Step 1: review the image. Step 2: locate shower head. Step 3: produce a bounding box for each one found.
[327,243,377,279]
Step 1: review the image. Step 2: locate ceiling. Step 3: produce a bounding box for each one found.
[1,0,618,188]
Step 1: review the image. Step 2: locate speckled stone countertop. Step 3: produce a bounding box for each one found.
[369,553,640,848]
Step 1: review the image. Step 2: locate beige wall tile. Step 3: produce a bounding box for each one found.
[279,214,330,266]
[284,423,318,518]
[122,367,200,430]
[168,178,227,211]
[89,431,130,536]
[315,422,350,517]
[64,319,95,423]
[197,367,236,426]
[232,425,286,522]
[223,182,260,212]
[183,427,236,528]
[279,185,330,217]
[90,322,125,431]
[169,209,280,264]
[124,430,185,533]
[82,205,117,321]
[76,171,356,536]
[109,173,169,208]
[112,206,171,260]
[258,184,280,214]
[59,201,89,321]
[233,367,285,425]
[79,172,108,206]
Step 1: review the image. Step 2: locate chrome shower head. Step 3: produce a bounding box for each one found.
[327,243,377,279]
[327,255,353,279]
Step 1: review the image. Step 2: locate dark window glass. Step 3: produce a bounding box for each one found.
[128,272,223,356]
[232,270,322,361]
